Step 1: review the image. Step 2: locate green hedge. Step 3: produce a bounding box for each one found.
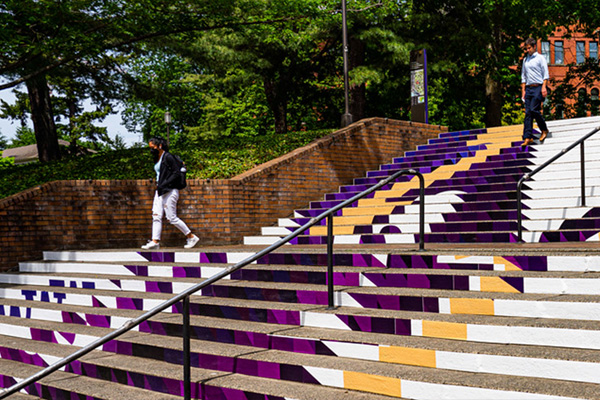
[0,129,333,200]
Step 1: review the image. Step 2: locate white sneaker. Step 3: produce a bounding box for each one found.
[184,235,199,249]
[141,241,160,250]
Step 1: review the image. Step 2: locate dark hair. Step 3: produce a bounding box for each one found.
[149,136,169,152]
[525,38,536,48]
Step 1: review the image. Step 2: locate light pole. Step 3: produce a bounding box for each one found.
[165,111,172,145]
[341,0,353,127]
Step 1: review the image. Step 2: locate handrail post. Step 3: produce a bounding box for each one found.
[327,214,335,309]
[581,141,586,207]
[517,177,525,243]
[418,173,425,251]
[183,296,191,400]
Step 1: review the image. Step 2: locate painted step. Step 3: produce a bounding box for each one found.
[13,263,600,296]
[0,317,588,400]
[2,296,600,389]
[41,250,600,273]
[0,331,388,400]
[0,357,180,400]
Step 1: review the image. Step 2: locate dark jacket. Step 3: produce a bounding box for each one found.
[157,152,181,196]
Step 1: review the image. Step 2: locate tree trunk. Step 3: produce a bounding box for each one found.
[26,74,60,162]
[484,72,503,127]
[349,37,366,121]
[485,3,503,128]
[264,78,287,134]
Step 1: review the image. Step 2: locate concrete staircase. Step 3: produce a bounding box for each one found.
[245,116,600,245]
[2,116,600,399]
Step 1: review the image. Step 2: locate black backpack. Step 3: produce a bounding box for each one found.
[170,153,187,190]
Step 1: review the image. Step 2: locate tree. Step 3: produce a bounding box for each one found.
[0,133,8,151]
[408,0,600,129]
[0,0,315,161]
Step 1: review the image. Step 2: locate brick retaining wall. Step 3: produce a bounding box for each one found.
[0,118,446,270]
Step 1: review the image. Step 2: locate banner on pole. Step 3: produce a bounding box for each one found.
[410,49,428,124]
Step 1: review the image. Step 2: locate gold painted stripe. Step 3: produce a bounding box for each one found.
[487,125,523,134]
[479,277,520,293]
[380,346,436,368]
[422,320,467,340]
[343,371,402,398]
[450,298,495,315]
[333,216,375,225]
[494,256,523,271]
[309,225,356,236]
[342,206,396,216]
[308,124,523,238]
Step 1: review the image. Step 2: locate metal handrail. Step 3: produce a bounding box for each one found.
[0,168,425,399]
[517,126,600,242]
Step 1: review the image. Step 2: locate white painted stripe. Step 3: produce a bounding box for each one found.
[226,252,256,264]
[438,298,451,314]
[303,366,344,388]
[468,276,480,291]
[587,233,600,242]
[521,220,565,231]
[373,254,388,267]
[278,218,300,227]
[174,253,199,263]
[359,274,376,287]
[547,256,600,272]
[336,292,363,308]
[36,353,63,369]
[521,207,591,220]
[19,262,134,276]
[438,255,494,264]
[262,227,294,235]
[243,237,279,245]
[467,324,600,349]
[411,320,423,336]
[436,350,600,384]
[43,251,148,262]
[93,295,118,309]
[401,379,578,400]
[524,278,600,295]
[323,341,379,361]
[147,266,175,277]
[301,312,351,331]
[334,236,361,244]
[494,299,600,321]
[382,234,416,244]
[0,288,94,307]
[493,263,506,271]
[0,323,32,340]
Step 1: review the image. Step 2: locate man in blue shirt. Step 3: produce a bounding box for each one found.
[521,37,550,147]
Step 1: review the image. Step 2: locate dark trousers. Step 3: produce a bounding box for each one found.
[523,85,548,139]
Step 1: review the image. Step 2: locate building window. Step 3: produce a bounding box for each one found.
[576,41,586,64]
[591,42,598,61]
[541,41,550,64]
[554,41,564,64]
[592,88,600,116]
[577,88,588,117]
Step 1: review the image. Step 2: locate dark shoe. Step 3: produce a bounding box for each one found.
[539,130,549,142]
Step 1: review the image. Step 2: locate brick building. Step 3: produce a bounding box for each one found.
[536,27,600,117]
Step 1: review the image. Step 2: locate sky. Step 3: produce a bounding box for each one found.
[0,86,144,147]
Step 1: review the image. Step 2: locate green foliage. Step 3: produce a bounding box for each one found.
[0,133,8,151]
[8,126,36,148]
[0,128,333,199]
[0,156,14,169]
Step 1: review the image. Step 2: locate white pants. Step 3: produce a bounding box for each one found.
[151,189,191,240]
